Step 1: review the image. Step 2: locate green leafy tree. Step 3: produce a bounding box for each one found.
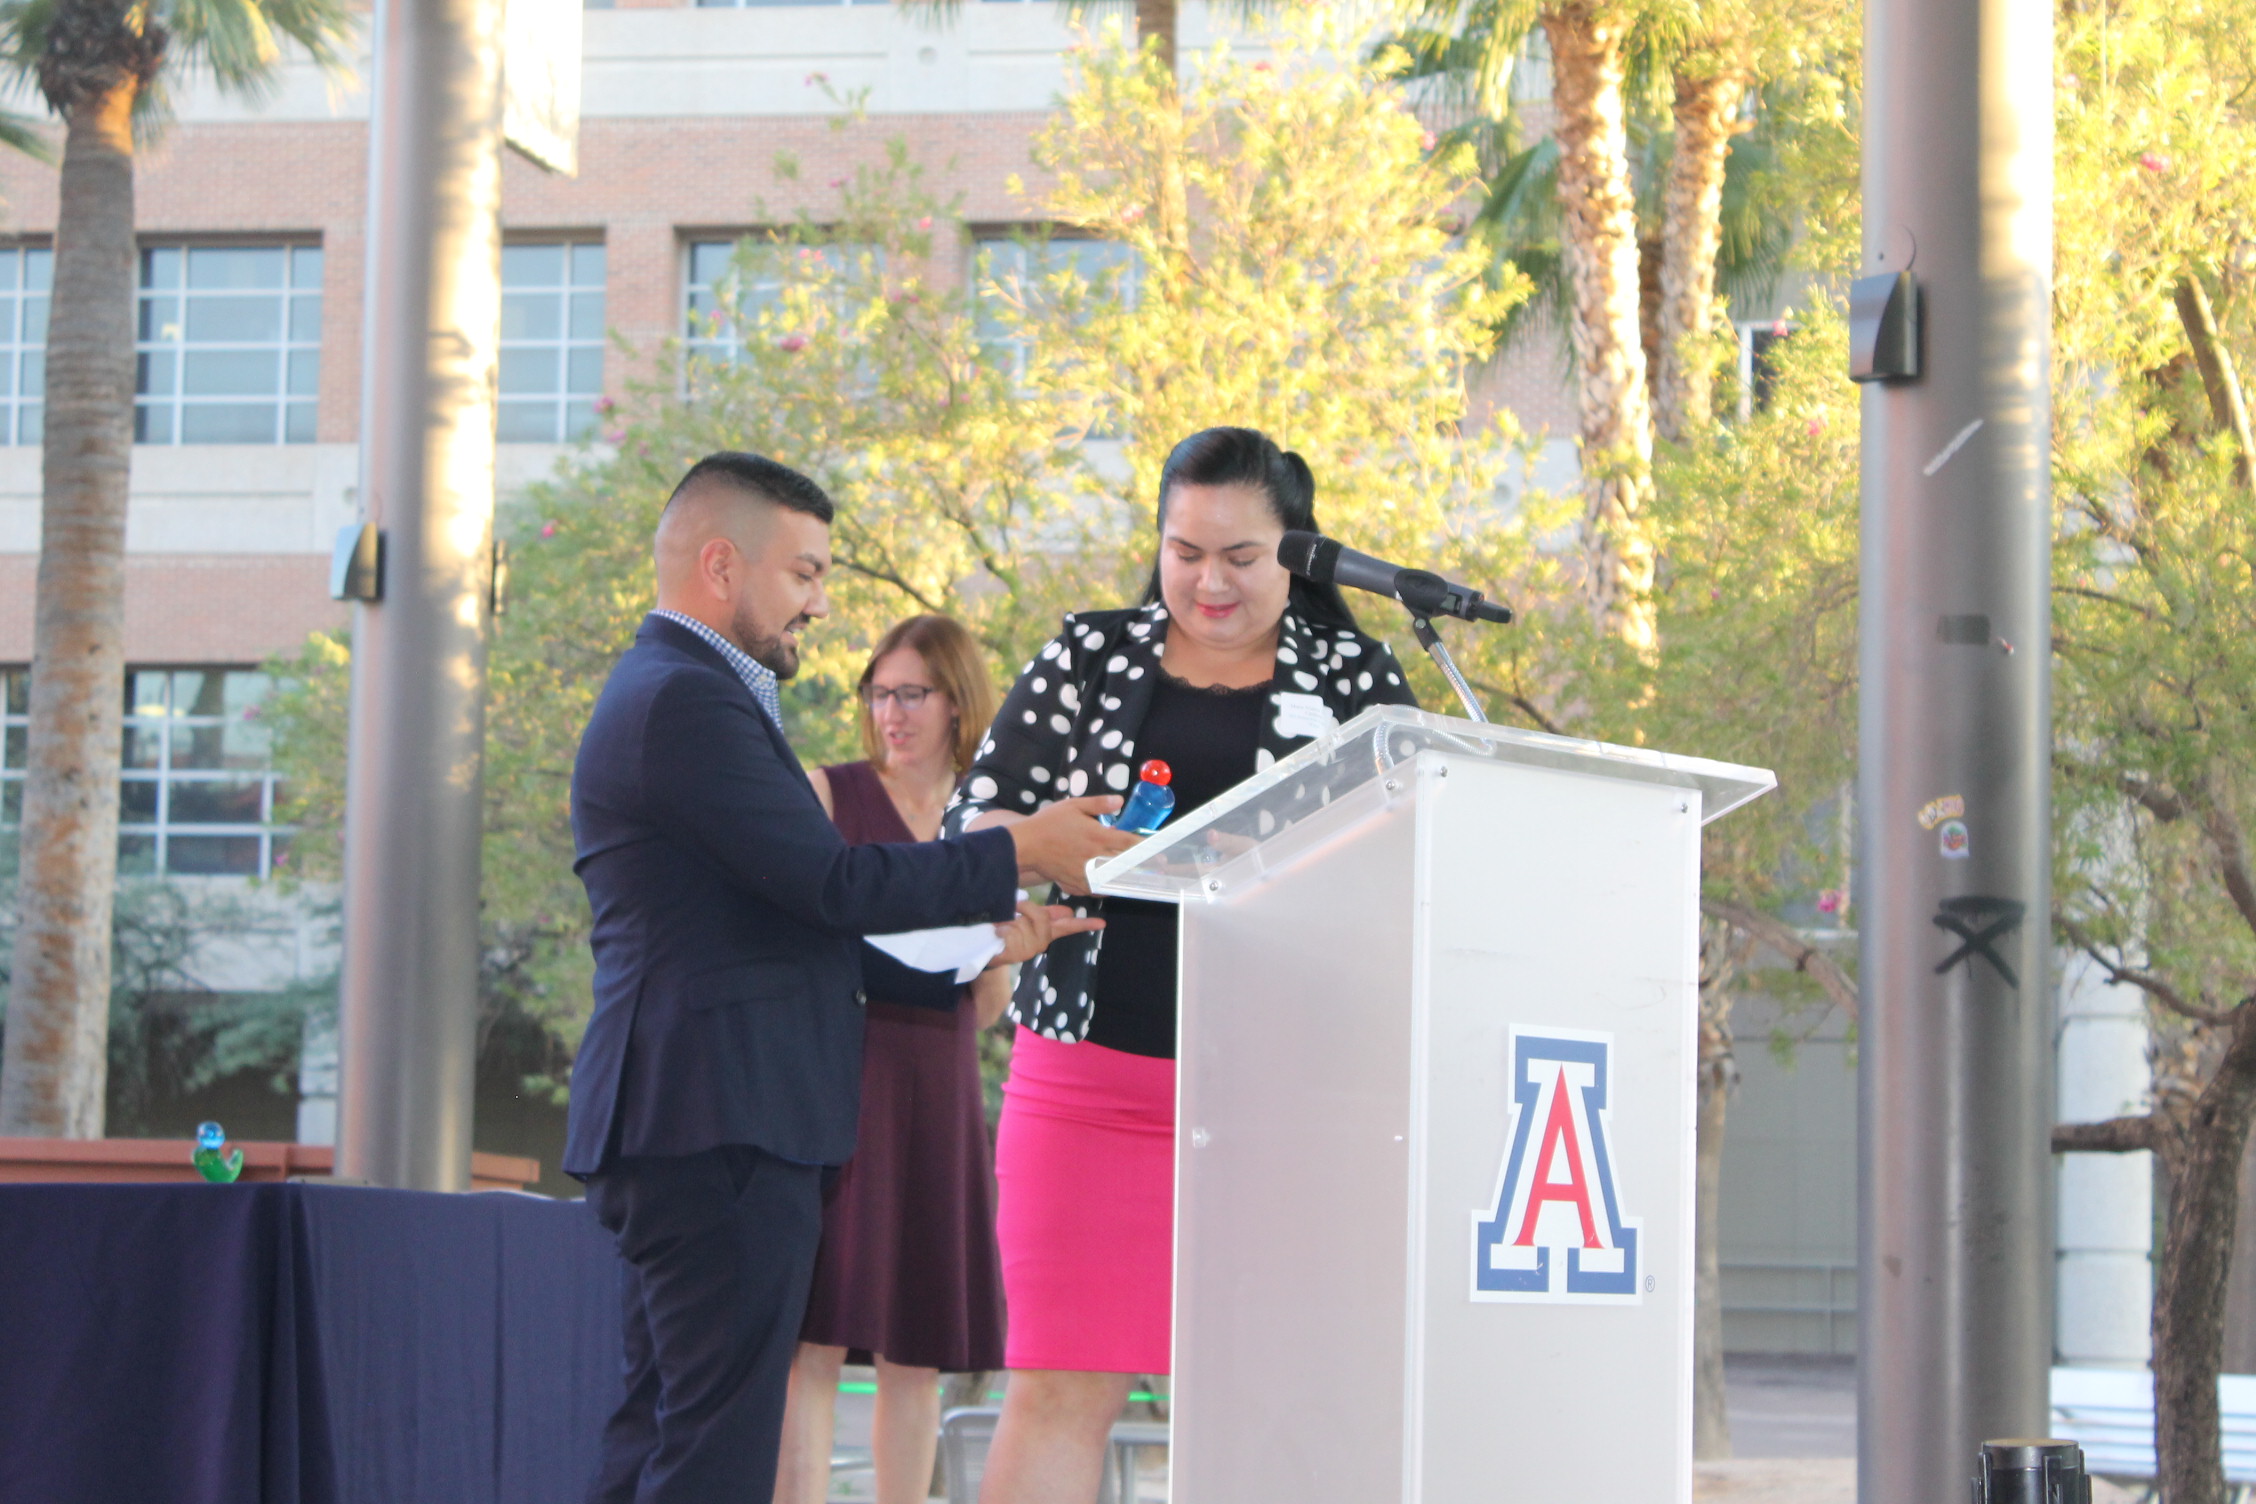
[1017,13,1531,613]
[0,0,355,1137]
[2041,5,2256,1498]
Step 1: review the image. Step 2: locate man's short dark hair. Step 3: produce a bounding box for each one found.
[666,452,835,524]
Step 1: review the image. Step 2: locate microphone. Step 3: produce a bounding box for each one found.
[1276,531,1513,625]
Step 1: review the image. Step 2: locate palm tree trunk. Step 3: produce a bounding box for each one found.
[1135,0,1176,78]
[0,78,141,1137]
[1657,67,1745,442]
[1542,3,1657,651]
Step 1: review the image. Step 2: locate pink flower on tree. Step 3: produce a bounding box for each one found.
[2140,151,2171,173]
[1817,889,1847,915]
[1421,130,1438,152]
[1807,415,1827,436]
[1122,204,1145,223]
[779,334,808,352]
[540,521,558,539]
[592,395,615,416]
[916,216,933,231]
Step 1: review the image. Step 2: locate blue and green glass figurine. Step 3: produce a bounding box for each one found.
[193,1121,243,1184]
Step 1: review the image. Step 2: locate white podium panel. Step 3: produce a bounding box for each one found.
[1090,708,1773,1504]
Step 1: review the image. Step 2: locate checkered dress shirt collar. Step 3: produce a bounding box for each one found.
[650,610,783,728]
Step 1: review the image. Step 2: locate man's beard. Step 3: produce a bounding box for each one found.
[732,601,804,680]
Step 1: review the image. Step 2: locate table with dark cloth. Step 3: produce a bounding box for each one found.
[0,1181,622,1504]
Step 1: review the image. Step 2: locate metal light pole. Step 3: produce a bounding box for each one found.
[1856,0,2055,1486]
[333,0,505,1190]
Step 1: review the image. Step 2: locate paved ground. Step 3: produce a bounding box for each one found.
[828,1354,2143,1502]
[1722,1354,1857,1458]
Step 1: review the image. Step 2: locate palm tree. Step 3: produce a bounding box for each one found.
[0,0,353,1137]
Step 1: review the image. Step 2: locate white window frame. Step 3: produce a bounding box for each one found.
[115,667,292,880]
[136,242,323,446]
[499,239,607,443]
[0,245,49,446]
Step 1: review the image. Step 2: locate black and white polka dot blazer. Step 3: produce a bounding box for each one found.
[944,600,1418,1043]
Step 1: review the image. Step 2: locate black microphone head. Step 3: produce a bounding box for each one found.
[1276,530,1339,582]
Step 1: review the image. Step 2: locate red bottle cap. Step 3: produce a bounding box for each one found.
[1139,759,1172,787]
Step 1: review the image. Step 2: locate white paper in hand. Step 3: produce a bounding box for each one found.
[866,923,1005,985]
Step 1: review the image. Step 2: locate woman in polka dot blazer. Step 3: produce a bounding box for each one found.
[944,427,1419,1501]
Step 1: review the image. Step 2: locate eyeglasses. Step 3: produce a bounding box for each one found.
[865,683,941,710]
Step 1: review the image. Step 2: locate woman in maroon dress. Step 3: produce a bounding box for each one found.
[773,614,1013,1504]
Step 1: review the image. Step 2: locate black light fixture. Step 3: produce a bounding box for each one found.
[330,521,383,602]
[1849,269,1921,383]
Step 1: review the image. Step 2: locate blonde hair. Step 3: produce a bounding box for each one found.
[857,614,998,775]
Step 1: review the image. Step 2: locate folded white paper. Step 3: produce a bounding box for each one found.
[866,923,1005,985]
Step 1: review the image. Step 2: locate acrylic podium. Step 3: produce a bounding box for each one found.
[1087,705,1774,1504]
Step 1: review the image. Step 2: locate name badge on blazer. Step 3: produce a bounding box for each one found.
[1271,691,1338,742]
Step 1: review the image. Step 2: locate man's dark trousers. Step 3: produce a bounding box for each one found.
[585,1146,822,1503]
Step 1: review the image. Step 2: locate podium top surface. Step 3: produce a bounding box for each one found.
[1089,704,1775,903]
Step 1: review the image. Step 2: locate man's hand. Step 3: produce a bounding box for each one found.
[1006,795,1141,895]
[989,900,1106,969]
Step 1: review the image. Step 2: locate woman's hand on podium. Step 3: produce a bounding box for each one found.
[990,900,1105,969]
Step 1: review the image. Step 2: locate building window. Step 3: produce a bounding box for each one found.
[684,237,865,367]
[972,235,1137,385]
[0,246,49,446]
[119,669,289,878]
[137,244,322,445]
[1738,320,1796,419]
[2,668,291,880]
[500,241,606,442]
[0,667,22,873]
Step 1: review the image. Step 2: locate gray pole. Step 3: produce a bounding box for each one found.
[1857,0,2054,1488]
[333,0,505,1190]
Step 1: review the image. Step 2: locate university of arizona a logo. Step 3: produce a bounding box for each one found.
[1471,1027,1642,1304]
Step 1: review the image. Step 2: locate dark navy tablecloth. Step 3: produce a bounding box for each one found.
[0,1181,622,1504]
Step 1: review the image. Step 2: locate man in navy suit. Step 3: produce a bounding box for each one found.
[565,453,1133,1503]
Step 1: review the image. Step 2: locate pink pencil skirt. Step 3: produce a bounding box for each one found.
[992,1031,1176,1375]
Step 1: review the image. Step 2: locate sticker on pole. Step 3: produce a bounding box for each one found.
[1472,1027,1642,1304]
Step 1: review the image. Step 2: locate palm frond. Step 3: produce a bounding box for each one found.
[1463,134,1569,359]
[0,103,51,161]
[1715,125,1793,315]
[160,0,357,104]
[0,0,57,80]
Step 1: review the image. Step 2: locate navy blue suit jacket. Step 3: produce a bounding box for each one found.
[562,616,1019,1176]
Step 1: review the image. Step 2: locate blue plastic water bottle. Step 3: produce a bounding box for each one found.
[1104,760,1176,836]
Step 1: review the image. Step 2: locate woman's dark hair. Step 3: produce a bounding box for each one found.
[1139,426,1360,631]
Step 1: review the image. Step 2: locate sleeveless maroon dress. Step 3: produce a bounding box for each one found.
[797,761,1007,1372]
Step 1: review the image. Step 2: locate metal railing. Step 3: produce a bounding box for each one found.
[1721,1258,1858,1355]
